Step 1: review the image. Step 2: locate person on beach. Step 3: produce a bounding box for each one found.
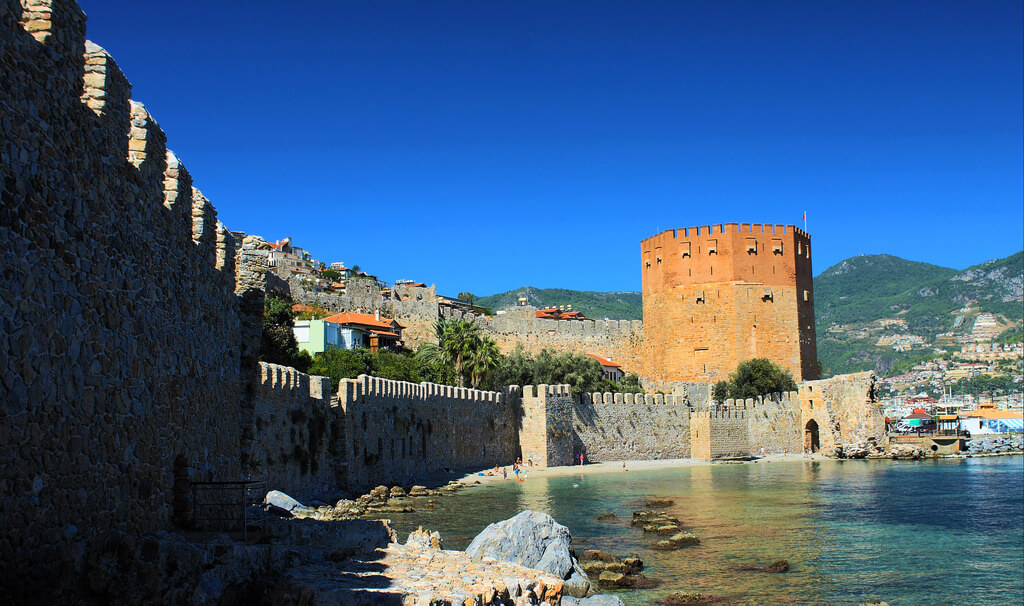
[579,453,584,466]
[502,467,507,479]
[622,461,627,471]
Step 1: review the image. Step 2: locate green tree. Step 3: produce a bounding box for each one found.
[713,380,731,403]
[458,291,477,305]
[467,338,501,389]
[416,318,482,387]
[490,348,608,395]
[617,373,645,394]
[722,358,797,400]
[260,295,312,373]
[369,349,423,383]
[309,348,371,389]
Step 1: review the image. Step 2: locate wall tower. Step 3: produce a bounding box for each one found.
[640,223,818,383]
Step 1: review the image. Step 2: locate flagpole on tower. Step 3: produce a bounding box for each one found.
[802,211,807,232]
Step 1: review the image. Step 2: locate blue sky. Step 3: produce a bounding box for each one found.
[78,1,1022,296]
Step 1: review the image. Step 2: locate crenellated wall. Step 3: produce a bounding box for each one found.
[728,392,802,455]
[573,392,693,461]
[690,408,750,461]
[337,375,521,490]
[0,2,265,596]
[481,306,645,373]
[518,384,576,467]
[249,363,340,500]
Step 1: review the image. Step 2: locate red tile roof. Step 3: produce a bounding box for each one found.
[586,353,622,368]
[536,308,587,320]
[322,312,403,331]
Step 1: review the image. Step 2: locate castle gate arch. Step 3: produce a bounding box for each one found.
[804,419,820,454]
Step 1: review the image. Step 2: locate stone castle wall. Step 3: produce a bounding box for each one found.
[800,372,883,454]
[690,409,750,461]
[732,392,803,455]
[337,376,521,490]
[480,306,645,371]
[640,223,818,383]
[517,385,576,467]
[573,392,693,461]
[1,1,261,594]
[249,363,341,501]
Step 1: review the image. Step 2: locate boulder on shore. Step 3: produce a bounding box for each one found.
[465,510,591,598]
[264,490,313,517]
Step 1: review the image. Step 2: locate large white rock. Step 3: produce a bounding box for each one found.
[264,490,313,516]
[465,509,591,596]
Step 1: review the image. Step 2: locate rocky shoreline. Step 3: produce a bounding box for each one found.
[835,436,1023,460]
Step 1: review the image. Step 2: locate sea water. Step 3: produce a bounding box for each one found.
[381,457,1024,605]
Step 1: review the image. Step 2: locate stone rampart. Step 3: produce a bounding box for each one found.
[1,2,262,596]
[337,375,520,490]
[249,363,341,500]
[481,306,644,373]
[799,371,883,454]
[727,392,802,455]
[573,392,693,461]
[517,384,576,467]
[691,408,750,460]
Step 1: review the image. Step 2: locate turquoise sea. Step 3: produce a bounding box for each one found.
[383,457,1024,605]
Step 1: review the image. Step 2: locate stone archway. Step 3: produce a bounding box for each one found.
[805,420,820,454]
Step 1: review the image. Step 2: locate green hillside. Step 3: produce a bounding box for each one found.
[814,251,1023,376]
[476,287,643,320]
[814,255,958,332]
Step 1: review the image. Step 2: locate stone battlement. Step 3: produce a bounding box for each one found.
[1,3,269,597]
[259,362,332,404]
[713,391,799,410]
[338,375,505,406]
[582,392,690,407]
[642,222,811,243]
[337,376,518,489]
[693,408,747,420]
[6,1,237,284]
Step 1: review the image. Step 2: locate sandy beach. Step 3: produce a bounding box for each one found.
[458,452,831,485]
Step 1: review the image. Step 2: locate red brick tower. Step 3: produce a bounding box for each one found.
[640,223,818,383]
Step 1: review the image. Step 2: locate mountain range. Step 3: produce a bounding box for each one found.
[479,251,1023,376]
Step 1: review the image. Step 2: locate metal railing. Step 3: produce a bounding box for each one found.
[191,480,267,541]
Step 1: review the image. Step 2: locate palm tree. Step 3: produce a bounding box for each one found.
[439,320,481,387]
[416,318,486,387]
[468,337,501,389]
